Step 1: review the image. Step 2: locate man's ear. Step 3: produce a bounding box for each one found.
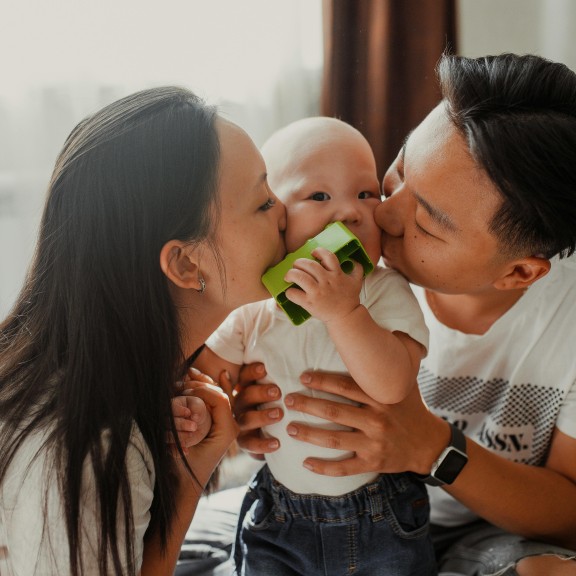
[493,257,551,291]
[160,240,203,290]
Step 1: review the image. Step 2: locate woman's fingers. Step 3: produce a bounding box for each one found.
[237,362,267,385]
[233,383,281,417]
[186,366,214,384]
[237,430,279,456]
[217,369,234,400]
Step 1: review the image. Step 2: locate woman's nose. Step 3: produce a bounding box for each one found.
[272,191,287,233]
[278,205,287,233]
[375,191,405,237]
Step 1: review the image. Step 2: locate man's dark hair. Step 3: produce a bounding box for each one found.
[438,53,576,259]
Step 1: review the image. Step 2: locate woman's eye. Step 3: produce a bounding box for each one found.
[310,192,330,201]
[259,197,276,212]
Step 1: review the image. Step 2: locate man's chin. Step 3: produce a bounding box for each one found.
[382,255,398,271]
[383,257,413,282]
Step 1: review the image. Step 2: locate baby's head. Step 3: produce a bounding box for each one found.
[261,117,382,264]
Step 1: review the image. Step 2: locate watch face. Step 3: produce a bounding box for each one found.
[435,448,468,483]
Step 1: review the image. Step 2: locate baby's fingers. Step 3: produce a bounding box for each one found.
[172,400,192,419]
[174,415,198,433]
[310,247,341,271]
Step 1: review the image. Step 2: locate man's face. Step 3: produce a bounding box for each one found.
[375,104,509,295]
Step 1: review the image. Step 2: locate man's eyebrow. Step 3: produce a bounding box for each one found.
[414,191,458,233]
[402,130,459,233]
[400,131,413,163]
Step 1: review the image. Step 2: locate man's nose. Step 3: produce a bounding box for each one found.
[375,192,405,237]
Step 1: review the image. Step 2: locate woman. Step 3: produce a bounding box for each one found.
[0,86,286,575]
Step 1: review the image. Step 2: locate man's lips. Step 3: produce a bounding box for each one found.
[380,235,393,261]
[380,237,401,271]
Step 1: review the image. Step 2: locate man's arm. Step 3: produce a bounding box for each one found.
[281,372,576,551]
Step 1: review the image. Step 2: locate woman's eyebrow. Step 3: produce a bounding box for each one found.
[256,172,268,190]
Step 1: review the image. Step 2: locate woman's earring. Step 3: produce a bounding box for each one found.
[196,275,206,294]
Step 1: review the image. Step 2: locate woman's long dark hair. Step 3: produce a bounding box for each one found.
[0,87,220,574]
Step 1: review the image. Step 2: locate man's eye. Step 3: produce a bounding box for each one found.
[415,221,432,236]
[259,198,276,212]
[310,192,330,201]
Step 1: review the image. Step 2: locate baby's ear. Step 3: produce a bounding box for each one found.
[493,256,551,291]
[160,240,204,291]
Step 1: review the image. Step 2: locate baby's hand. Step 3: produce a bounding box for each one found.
[168,394,213,455]
[284,247,364,323]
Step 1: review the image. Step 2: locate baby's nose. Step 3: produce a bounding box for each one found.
[335,203,361,225]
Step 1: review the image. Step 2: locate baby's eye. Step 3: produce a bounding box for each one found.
[259,197,276,212]
[358,191,377,199]
[310,192,330,201]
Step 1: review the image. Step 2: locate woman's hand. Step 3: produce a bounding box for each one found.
[142,369,238,576]
[233,363,283,458]
[283,371,449,477]
[231,365,449,475]
[174,369,238,490]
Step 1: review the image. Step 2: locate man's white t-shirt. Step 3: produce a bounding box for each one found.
[414,258,576,526]
[0,424,155,575]
[207,266,429,496]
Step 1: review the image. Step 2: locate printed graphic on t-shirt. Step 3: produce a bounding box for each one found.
[418,367,564,466]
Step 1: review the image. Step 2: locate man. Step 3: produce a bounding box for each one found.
[233,53,576,575]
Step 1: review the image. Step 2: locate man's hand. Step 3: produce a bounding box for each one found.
[283,371,448,477]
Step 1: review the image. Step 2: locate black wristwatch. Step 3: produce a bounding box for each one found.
[418,423,468,487]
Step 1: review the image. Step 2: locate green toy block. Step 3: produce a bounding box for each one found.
[261,221,374,325]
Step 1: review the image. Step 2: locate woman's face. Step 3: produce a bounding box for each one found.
[206,118,286,310]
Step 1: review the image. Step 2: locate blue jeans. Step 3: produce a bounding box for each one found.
[432,520,576,575]
[233,465,436,576]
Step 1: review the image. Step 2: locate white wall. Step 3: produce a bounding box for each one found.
[458,0,576,72]
[0,1,323,317]
[2,1,575,318]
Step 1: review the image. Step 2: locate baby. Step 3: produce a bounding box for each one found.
[181,117,434,575]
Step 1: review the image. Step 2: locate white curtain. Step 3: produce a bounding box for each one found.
[0,0,323,316]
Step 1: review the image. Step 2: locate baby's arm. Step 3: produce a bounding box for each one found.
[194,346,242,399]
[285,247,424,404]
